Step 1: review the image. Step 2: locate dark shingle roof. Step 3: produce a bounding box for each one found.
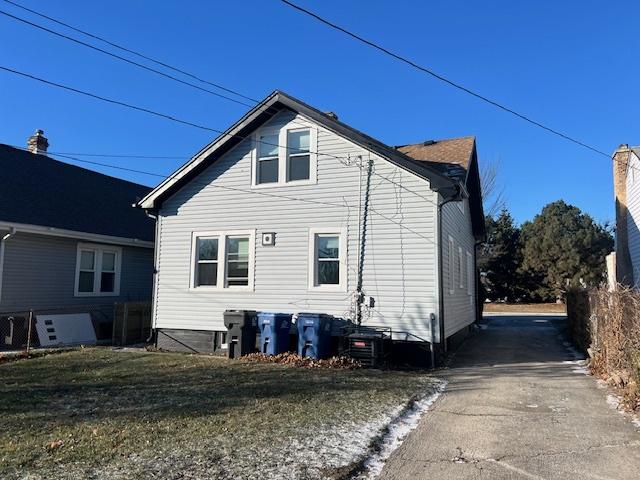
[0,144,154,242]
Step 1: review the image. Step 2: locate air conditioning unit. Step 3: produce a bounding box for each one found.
[346,331,386,367]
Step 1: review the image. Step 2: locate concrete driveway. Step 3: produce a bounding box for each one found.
[378,314,640,480]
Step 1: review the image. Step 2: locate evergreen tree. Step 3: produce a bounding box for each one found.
[520,200,613,301]
[478,209,524,301]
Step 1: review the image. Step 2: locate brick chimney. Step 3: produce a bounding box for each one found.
[613,144,634,286]
[27,129,49,155]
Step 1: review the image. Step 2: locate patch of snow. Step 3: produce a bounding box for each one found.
[526,404,538,408]
[353,380,448,479]
[607,394,620,409]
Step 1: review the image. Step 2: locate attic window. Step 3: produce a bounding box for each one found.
[257,134,279,184]
[252,121,317,187]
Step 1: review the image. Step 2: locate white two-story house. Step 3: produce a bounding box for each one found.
[138,91,485,359]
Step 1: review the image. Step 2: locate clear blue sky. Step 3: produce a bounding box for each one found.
[1,0,638,225]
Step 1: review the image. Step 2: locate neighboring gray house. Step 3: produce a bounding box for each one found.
[0,131,155,319]
[612,144,640,287]
[138,91,485,356]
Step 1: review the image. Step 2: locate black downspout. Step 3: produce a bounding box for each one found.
[356,158,374,325]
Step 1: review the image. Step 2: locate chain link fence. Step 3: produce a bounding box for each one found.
[0,301,152,355]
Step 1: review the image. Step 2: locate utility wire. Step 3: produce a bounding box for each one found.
[0,1,310,132]
[0,64,349,162]
[0,8,254,108]
[1,0,260,104]
[0,64,443,207]
[8,144,352,209]
[280,0,610,158]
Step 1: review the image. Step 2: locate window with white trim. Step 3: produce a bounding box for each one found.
[309,228,346,290]
[448,236,455,295]
[253,122,317,187]
[466,251,473,295]
[195,237,219,286]
[287,129,311,181]
[75,244,122,296]
[191,231,254,289]
[458,246,464,289]
[257,133,279,184]
[225,236,250,287]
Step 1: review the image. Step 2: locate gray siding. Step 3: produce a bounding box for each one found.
[626,151,640,285]
[441,198,477,338]
[0,231,153,312]
[155,111,442,342]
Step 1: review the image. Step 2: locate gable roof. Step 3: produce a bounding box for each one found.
[138,90,460,211]
[398,136,485,241]
[0,144,154,242]
[396,136,475,183]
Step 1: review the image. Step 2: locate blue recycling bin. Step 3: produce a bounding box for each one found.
[257,312,292,355]
[296,313,333,359]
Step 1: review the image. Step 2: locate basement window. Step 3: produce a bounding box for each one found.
[74,244,122,297]
[308,228,346,291]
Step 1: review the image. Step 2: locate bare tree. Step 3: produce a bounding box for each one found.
[480,158,506,218]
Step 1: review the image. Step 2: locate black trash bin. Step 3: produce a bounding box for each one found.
[223,310,258,359]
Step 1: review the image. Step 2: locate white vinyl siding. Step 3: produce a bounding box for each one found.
[154,110,440,342]
[441,196,477,337]
[466,251,473,296]
[448,237,455,295]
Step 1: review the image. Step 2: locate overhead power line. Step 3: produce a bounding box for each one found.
[0,1,316,132]
[1,0,260,104]
[280,0,610,158]
[0,8,254,108]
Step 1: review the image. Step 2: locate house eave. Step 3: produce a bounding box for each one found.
[0,221,154,248]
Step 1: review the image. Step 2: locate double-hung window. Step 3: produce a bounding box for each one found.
[75,244,122,296]
[195,237,219,286]
[287,129,310,181]
[191,231,254,289]
[257,133,279,184]
[225,236,250,287]
[253,122,316,187]
[309,228,346,290]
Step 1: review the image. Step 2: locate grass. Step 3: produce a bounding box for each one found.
[0,348,438,479]
[483,302,566,314]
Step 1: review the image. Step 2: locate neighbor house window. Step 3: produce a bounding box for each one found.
[287,129,310,181]
[257,133,279,184]
[448,236,455,295]
[309,228,346,290]
[75,244,122,296]
[253,122,316,187]
[191,231,254,289]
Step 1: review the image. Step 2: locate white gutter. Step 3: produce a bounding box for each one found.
[0,227,17,304]
[0,221,154,248]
